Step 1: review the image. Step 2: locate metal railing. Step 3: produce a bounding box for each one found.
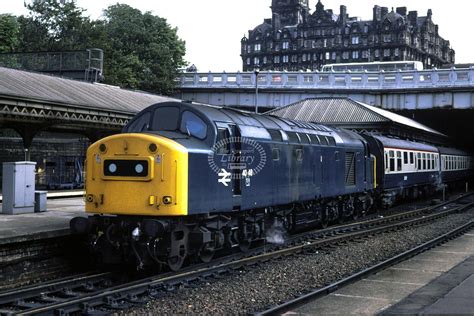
[178,67,474,90]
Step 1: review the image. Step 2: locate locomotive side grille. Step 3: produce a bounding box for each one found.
[345,152,356,186]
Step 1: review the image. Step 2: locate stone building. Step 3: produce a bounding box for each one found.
[241,0,455,71]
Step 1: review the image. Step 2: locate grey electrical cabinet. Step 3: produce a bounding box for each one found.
[2,162,36,214]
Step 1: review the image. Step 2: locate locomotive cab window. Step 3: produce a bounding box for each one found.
[127,112,151,132]
[151,106,179,131]
[180,111,207,139]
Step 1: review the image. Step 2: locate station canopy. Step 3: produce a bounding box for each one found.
[0,66,176,114]
[266,97,447,144]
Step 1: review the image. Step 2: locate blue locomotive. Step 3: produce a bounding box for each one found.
[71,101,474,270]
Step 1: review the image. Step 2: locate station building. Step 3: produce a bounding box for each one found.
[241,0,455,71]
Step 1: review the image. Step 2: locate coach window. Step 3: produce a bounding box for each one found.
[396,151,402,171]
[422,153,426,170]
[180,111,208,139]
[417,153,421,170]
[403,152,408,165]
[389,151,395,172]
[410,152,414,164]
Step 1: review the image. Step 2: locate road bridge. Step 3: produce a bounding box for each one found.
[177,68,474,151]
[176,68,474,111]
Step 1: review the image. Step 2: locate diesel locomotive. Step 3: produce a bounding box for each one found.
[71,101,474,270]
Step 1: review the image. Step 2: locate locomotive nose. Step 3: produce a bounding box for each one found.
[85,133,188,216]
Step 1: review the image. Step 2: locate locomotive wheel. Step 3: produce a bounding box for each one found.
[167,255,185,272]
[198,245,215,263]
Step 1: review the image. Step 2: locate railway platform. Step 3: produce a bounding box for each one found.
[0,194,85,245]
[291,231,474,315]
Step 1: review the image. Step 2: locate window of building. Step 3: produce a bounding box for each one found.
[254,43,261,52]
[351,36,359,45]
[343,51,349,60]
[263,56,267,64]
[254,57,260,65]
[325,52,330,60]
[292,55,298,62]
[384,49,390,57]
[274,56,280,63]
[362,50,368,59]
[352,51,359,59]
[283,55,289,63]
[383,34,391,42]
[332,52,336,60]
[395,48,400,57]
[246,58,251,65]
[282,41,289,50]
[323,39,327,48]
[375,49,380,57]
[364,25,369,33]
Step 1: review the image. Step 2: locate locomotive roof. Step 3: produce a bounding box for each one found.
[149,101,337,135]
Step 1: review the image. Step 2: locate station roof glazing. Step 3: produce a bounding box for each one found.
[0,67,176,114]
[266,97,445,137]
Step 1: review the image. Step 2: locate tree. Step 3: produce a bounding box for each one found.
[22,0,91,51]
[0,14,20,52]
[102,4,186,95]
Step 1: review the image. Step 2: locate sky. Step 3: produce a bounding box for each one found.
[1,0,472,72]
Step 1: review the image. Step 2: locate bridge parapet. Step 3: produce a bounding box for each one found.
[178,67,474,90]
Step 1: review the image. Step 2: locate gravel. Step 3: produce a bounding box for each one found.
[121,210,474,315]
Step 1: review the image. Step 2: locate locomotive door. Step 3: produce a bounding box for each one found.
[215,123,242,200]
[229,125,242,196]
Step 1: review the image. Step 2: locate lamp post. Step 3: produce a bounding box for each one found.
[254,68,260,113]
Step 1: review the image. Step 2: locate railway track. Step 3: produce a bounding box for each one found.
[1,193,473,315]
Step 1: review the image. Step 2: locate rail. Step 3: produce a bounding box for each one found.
[178,67,474,90]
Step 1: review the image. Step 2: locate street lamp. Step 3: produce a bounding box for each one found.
[254,68,260,113]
